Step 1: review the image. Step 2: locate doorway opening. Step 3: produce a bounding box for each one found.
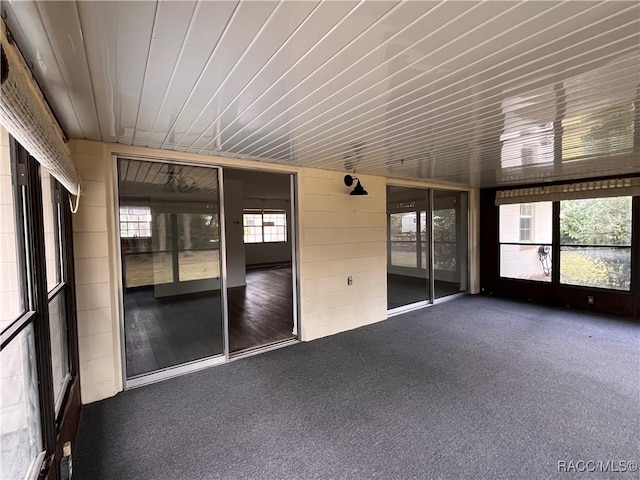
[223,168,297,355]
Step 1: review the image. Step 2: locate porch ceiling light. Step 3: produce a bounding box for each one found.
[344,175,368,196]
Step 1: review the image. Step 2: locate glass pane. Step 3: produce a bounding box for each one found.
[122,212,172,288]
[499,202,553,244]
[387,187,429,309]
[433,191,469,298]
[500,244,552,282]
[41,170,61,291]
[560,197,632,246]
[178,250,220,282]
[0,324,43,479]
[49,293,70,410]
[390,241,417,268]
[178,213,220,282]
[118,159,224,378]
[0,158,24,331]
[560,247,631,290]
[434,242,456,271]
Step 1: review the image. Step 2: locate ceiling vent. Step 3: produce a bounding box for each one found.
[0,21,80,198]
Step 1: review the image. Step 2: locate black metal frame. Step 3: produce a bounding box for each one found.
[481,175,639,318]
[0,138,80,479]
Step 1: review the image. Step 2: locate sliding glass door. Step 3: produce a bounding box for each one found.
[387,186,469,312]
[432,190,469,299]
[387,187,430,310]
[118,159,224,381]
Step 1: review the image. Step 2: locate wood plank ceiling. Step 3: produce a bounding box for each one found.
[4,0,640,187]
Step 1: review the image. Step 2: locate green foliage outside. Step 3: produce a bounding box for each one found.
[560,252,609,288]
[559,197,631,290]
[560,196,631,245]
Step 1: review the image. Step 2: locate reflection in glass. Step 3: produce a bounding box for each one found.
[118,159,224,379]
[387,188,429,309]
[0,160,24,330]
[41,169,61,292]
[432,191,468,298]
[0,325,43,480]
[48,293,70,411]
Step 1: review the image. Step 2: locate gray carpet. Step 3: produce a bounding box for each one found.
[74,296,640,479]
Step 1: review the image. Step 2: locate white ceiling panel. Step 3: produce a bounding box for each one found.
[131,0,199,146]
[75,0,118,141]
[158,0,280,150]
[3,0,639,188]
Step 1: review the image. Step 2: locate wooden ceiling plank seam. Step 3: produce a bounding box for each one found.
[193,0,407,155]
[252,1,616,159]
[214,1,456,155]
[171,0,301,150]
[160,0,283,150]
[143,0,208,146]
[74,0,104,142]
[269,7,636,161]
[333,56,639,172]
[222,0,489,155]
[232,1,528,157]
[302,40,636,167]
[300,59,640,166]
[130,1,160,147]
[32,0,89,139]
[181,0,326,153]
[155,0,245,149]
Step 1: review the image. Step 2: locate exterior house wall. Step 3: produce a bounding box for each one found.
[69,140,477,403]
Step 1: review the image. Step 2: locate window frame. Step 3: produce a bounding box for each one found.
[0,138,80,479]
[558,196,633,291]
[243,209,287,244]
[497,194,636,293]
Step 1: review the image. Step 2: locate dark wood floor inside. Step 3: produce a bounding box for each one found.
[124,267,294,378]
[228,266,294,353]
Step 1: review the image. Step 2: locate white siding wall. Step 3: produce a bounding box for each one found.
[298,168,387,341]
[69,140,475,403]
[71,141,121,403]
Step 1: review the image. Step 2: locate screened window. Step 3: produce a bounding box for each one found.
[499,202,553,281]
[243,210,286,243]
[559,196,632,290]
[120,206,152,238]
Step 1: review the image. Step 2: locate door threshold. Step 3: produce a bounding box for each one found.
[230,337,299,360]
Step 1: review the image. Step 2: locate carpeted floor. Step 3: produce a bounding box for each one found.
[74,296,640,479]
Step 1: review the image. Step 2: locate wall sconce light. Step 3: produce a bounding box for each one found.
[344,175,368,196]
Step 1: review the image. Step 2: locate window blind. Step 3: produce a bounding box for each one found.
[495,177,640,205]
[0,24,80,197]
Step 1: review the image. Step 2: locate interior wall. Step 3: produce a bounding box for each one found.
[224,179,246,287]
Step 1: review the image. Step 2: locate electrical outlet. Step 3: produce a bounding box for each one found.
[587,295,594,305]
[347,275,353,286]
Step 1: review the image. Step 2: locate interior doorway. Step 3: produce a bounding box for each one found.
[223,168,297,355]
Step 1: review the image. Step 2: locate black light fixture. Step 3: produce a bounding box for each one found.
[344,175,368,196]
